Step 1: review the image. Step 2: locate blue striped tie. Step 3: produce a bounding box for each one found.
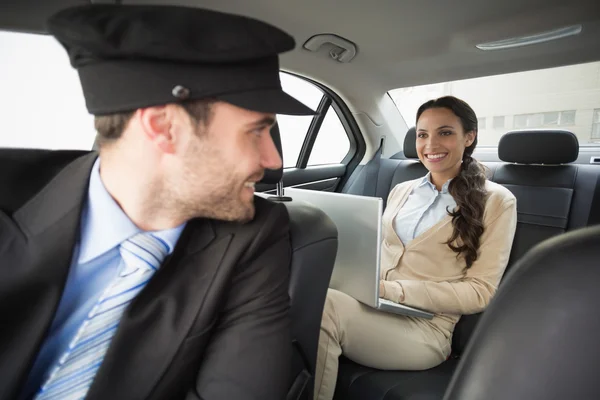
[34,232,168,400]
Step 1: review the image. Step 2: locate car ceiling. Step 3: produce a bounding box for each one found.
[2,0,600,150]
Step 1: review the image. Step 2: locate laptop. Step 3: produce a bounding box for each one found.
[282,187,434,320]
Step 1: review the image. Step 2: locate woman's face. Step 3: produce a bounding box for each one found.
[415,107,475,182]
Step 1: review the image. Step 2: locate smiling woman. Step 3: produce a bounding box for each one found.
[314,95,517,400]
[415,96,487,269]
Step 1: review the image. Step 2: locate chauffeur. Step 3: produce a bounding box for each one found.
[0,4,314,400]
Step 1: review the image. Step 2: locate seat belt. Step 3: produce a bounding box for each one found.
[588,173,600,226]
[361,137,384,197]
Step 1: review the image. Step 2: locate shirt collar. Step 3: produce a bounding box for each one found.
[78,158,186,264]
[149,224,186,254]
[418,172,453,194]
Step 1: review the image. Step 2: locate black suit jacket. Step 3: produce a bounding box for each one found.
[0,151,293,400]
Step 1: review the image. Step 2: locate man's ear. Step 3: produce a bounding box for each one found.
[138,106,177,154]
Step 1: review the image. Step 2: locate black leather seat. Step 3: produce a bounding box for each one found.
[334,128,600,400]
[0,148,88,212]
[259,124,339,400]
[493,130,589,263]
[444,224,600,400]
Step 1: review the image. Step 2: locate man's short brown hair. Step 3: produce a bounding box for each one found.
[94,99,215,147]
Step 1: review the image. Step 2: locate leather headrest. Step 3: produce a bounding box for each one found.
[259,123,284,184]
[403,126,418,159]
[444,225,600,400]
[498,130,579,164]
[0,148,88,213]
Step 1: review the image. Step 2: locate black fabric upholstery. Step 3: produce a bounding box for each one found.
[260,123,284,184]
[334,135,600,400]
[588,173,600,226]
[444,225,600,400]
[259,123,338,399]
[0,148,88,213]
[498,130,579,164]
[280,201,338,400]
[335,357,459,400]
[390,127,418,160]
[347,128,418,196]
[389,152,407,160]
[568,165,600,229]
[275,196,339,400]
[494,164,577,264]
[402,127,418,159]
[375,159,427,207]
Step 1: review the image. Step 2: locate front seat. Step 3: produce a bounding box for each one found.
[444,224,600,400]
[259,124,338,400]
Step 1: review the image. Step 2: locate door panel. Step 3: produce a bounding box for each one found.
[288,177,339,192]
[257,72,364,195]
[256,164,346,193]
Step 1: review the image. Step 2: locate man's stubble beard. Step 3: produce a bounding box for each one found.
[172,140,256,223]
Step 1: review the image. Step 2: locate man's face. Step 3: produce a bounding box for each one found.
[172,101,281,223]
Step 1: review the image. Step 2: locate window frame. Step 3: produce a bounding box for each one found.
[280,71,365,174]
[297,95,331,168]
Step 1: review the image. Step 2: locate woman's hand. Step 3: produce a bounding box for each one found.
[379,280,405,303]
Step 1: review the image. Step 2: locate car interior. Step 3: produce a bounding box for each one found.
[1,0,600,399]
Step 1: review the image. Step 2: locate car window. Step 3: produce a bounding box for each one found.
[0,31,96,150]
[308,107,350,166]
[277,73,323,167]
[1,31,354,164]
[279,72,351,167]
[389,61,600,147]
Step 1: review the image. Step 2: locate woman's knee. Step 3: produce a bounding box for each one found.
[323,288,354,316]
[321,289,339,327]
[321,289,359,335]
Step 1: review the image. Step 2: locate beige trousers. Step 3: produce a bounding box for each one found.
[314,289,452,400]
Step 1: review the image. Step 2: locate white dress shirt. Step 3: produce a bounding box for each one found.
[393,173,457,246]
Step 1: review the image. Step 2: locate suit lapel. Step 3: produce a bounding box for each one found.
[1,150,239,399]
[86,218,236,400]
[0,153,97,400]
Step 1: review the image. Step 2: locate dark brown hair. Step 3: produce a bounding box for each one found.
[94,99,215,147]
[416,96,488,268]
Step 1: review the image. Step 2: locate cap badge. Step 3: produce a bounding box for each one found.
[172,85,190,100]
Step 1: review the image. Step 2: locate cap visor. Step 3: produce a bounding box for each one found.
[218,89,317,116]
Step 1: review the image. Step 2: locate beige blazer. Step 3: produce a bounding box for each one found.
[380,178,517,334]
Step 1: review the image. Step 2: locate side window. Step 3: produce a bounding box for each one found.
[278,74,323,168]
[1,31,96,150]
[308,107,350,166]
[278,72,352,168]
[389,61,600,147]
[0,32,355,162]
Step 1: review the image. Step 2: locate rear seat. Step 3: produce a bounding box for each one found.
[335,129,600,400]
